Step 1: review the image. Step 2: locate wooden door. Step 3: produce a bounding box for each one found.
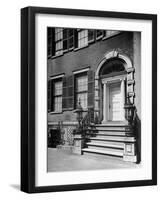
[109,82,122,121]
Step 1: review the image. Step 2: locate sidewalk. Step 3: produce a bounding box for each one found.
[47,148,140,172]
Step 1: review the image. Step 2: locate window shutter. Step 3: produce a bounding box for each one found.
[88,70,95,108]
[62,76,68,110]
[67,75,74,109]
[52,28,55,56]
[47,28,52,57]
[48,80,52,112]
[74,29,78,48]
[51,80,55,112]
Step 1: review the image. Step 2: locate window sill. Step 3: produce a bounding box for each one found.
[51,53,63,59]
[73,108,88,112]
[63,49,68,53]
[62,108,74,112]
[68,47,74,51]
[102,32,121,41]
[96,35,103,41]
[63,47,74,54]
[48,111,63,114]
[48,55,52,59]
[51,47,75,58]
[74,44,89,52]
[88,39,95,44]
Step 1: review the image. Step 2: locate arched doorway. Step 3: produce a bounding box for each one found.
[94,51,134,124]
[100,58,127,122]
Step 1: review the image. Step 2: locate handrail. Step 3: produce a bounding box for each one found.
[81,107,94,130]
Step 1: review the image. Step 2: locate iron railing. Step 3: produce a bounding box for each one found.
[81,107,94,131]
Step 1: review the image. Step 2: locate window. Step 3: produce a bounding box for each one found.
[96,30,103,39]
[48,28,122,57]
[63,29,74,51]
[88,29,95,42]
[76,75,88,109]
[53,80,62,112]
[55,28,63,56]
[78,30,88,48]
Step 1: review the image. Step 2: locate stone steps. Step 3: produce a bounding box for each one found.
[89,135,136,142]
[95,126,131,131]
[82,123,135,161]
[86,142,124,149]
[88,129,134,137]
[82,148,124,157]
[89,131,128,136]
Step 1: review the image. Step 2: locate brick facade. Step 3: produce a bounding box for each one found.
[48,31,141,123]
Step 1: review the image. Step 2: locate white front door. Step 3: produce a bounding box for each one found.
[109,82,122,121]
[102,76,125,123]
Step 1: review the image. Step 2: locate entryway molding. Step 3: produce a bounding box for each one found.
[95,50,133,79]
[94,50,134,122]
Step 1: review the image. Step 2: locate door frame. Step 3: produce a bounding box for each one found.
[101,74,126,123]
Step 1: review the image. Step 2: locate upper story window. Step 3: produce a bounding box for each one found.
[96,30,103,39]
[88,29,95,43]
[78,30,88,48]
[55,28,63,56]
[48,27,122,57]
[63,29,75,51]
[75,75,88,109]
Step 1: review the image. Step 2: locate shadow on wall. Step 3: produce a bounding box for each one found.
[10,184,20,191]
[134,112,141,164]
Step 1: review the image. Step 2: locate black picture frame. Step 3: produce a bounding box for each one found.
[21,6,157,193]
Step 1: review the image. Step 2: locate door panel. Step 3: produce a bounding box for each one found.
[109,82,121,121]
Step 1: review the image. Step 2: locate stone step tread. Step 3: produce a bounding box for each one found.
[95,127,132,131]
[94,131,129,136]
[82,148,123,157]
[86,142,124,149]
[95,123,130,127]
[90,136,136,142]
[96,129,132,133]
[86,140,125,145]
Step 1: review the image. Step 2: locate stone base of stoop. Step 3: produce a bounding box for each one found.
[56,145,73,153]
[123,155,137,163]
